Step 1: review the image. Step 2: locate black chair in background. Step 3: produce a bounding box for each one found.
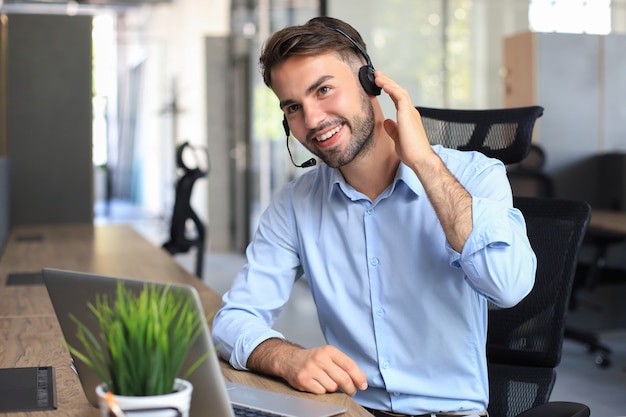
[504,145,614,367]
[564,267,614,368]
[564,218,622,367]
[418,106,590,417]
[507,144,555,199]
[562,153,626,367]
[162,141,210,278]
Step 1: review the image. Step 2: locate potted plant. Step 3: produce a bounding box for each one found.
[68,281,210,417]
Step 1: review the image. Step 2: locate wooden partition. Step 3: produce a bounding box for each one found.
[0,157,7,251]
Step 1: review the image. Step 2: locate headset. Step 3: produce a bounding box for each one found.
[328,26,381,97]
[284,24,381,168]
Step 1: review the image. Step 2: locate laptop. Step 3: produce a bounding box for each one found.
[42,268,347,417]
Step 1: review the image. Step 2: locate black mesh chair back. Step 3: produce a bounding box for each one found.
[162,141,210,278]
[416,106,544,165]
[487,197,590,417]
[417,106,590,417]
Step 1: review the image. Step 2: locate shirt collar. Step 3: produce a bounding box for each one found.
[328,162,425,202]
[395,162,424,196]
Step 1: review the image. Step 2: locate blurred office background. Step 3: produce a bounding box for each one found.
[1,0,625,252]
[1,0,626,415]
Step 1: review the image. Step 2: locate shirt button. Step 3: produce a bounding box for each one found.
[371,258,379,266]
[376,308,384,316]
[366,208,373,215]
[382,362,390,369]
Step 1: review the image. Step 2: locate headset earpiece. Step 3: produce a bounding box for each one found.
[327,26,381,96]
[359,65,380,96]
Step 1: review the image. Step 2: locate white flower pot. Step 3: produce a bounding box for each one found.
[96,378,193,417]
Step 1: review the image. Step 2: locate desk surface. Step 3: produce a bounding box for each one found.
[0,224,368,417]
[589,209,626,236]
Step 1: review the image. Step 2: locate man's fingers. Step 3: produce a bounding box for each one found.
[280,345,367,396]
[375,70,411,108]
[292,370,337,395]
[329,350,368,395]
[306,346,367,395]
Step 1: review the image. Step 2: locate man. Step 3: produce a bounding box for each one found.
[212,16,536,416]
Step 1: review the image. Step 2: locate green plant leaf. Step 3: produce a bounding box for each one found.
[67,281,213,396]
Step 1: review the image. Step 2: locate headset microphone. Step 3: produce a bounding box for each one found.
[284,117,317,169]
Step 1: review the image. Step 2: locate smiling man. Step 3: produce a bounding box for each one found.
[212,16,536,417]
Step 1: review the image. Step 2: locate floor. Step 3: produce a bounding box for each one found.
[97,201,626,417]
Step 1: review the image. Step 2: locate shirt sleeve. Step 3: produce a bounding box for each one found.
[211,186,301,370]
[442,151,537,308]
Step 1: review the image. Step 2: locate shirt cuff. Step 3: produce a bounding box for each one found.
[447,197,514,267]
[230,328,286,370]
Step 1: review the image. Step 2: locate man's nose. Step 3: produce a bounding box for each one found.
[303,103,325,131]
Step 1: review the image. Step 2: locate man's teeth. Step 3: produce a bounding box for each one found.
[316,126,340,142]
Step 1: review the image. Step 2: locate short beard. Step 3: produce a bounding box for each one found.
[319,89,375,168]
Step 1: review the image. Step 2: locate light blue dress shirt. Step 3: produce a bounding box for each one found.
[212,145,536,414]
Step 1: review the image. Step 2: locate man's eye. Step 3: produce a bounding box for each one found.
[286,104,300,114]
[319,86,330,95]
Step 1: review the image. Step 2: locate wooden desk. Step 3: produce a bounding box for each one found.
[0,224,220,317]
[0,224,369,417]
[588,209,626,236]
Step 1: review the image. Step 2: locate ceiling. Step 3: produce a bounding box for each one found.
[0,0,172,14]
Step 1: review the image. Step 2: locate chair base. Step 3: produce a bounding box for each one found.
[564,327,612,368]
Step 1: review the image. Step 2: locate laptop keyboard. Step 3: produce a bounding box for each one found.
[232,404,284,417]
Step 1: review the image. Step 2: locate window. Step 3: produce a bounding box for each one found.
[529,0,611,34]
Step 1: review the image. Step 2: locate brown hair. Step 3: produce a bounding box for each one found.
[259,16,369,88]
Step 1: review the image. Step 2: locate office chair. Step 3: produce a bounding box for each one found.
[488,196,591,417]
[162,141,210,278]
[416,105,544,165]
[418,106,591,417]
[564,227,618,368]
[562,152,626,368]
